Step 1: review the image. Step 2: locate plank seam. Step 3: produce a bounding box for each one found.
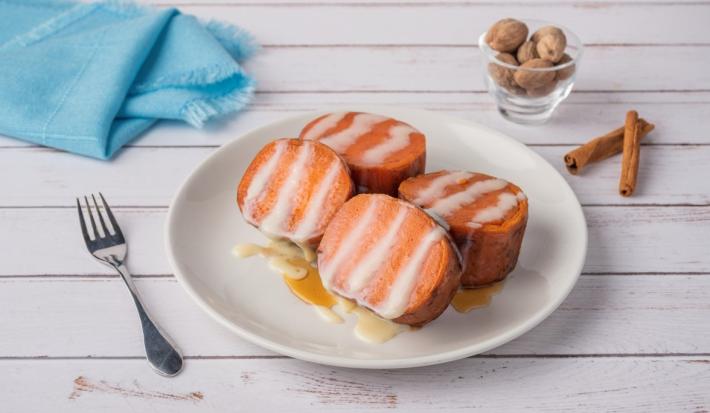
[1,353,708,361]
[258,43,710,48]
[0,272,706,279]
[3,142,709,150]
[1,204,708,209]
[254,89,710,94]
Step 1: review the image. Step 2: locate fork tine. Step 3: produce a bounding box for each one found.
[99,192,123,239]
[91,194,110,237]
[76,198,93,244]
[84,196,99,239]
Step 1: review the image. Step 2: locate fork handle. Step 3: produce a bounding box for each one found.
[115,264,184,376]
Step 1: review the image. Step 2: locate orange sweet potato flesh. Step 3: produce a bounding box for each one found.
[237,138,354,248]
[300,112,426,196]
[317,194,461,326]
[399,171,528,287]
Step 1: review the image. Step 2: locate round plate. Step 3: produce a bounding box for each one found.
[166,107,587,369]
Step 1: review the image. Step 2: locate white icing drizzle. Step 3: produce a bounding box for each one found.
[318,113,388,153]
[352,306,407,343]
[413,171,474,205]
[268,256,308,279]
[232,241,310,280]
[471,192,520,225]
[319,200,380,287]
[359,124,415,165]
[243,140,287,221]
[296,242,317,262]
[301,112,347,141]
[259,143,313,235]
[232,243,263,258]
[336,297,406,343]
[374,226,445,319]
[292,159,342,242]
[345,208,409,295]
[466,190,525,229]
[429,178,508,217]
[314,305,344,324]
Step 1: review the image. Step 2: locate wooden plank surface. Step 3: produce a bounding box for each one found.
[3,357,709,413]
[2,0,710,411]
[1,275,708,358]
[0,206,708,276]
[174,3,710,45]
[242,46,710,92]
[1,92,707,147]
[155,0,710,4]
[0,145,707,207]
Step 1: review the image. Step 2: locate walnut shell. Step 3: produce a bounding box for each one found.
[485,18,528,53]
[513,59,556,90]
[516,40,539,64]
[526,78,559,97]
[555,53,575,81]
[531,26,566,43]
[536,33,566,63]
[488,53,521,93]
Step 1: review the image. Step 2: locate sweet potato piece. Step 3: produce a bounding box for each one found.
[300,112,426,196]
[399,170,528,287]
[317,194,461,326]
[237,138,354,247]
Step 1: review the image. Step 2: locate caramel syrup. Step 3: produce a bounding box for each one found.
[233,240,406,342]
[451,281,505,313]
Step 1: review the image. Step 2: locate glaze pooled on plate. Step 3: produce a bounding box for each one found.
[233,240,408,343]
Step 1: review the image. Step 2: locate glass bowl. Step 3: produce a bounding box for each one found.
[478,19,583,125]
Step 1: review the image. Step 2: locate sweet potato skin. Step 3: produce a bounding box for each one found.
[454,199,528,286]
[352,149,426,197]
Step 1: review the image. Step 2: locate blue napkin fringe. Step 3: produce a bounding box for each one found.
[132,62,244,94]
[181,79,254,127]
[203,19,260,62]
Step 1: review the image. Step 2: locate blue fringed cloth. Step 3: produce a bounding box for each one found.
[0,0,258,159]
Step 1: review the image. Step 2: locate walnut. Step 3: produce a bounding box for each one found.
[531,26,566,43]
[513,59,556,90]
[516,40,538,64]
[555,53,575,81]
[488,53,524,94]
[536,32,566,63]
[485,18,528,53]
[526,78,559,97]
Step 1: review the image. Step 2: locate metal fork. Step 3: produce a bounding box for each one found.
[76,193,183,377]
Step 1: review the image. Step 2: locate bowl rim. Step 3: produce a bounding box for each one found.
[478,18,583,72]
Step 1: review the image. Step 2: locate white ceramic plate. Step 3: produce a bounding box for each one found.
[166,107,587,369]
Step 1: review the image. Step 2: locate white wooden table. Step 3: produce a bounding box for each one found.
[2,1,709,411]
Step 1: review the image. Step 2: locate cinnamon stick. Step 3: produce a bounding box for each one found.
[619,110,642,197]
[564,118,654,175]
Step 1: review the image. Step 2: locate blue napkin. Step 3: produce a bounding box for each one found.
[0,0,258,159]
